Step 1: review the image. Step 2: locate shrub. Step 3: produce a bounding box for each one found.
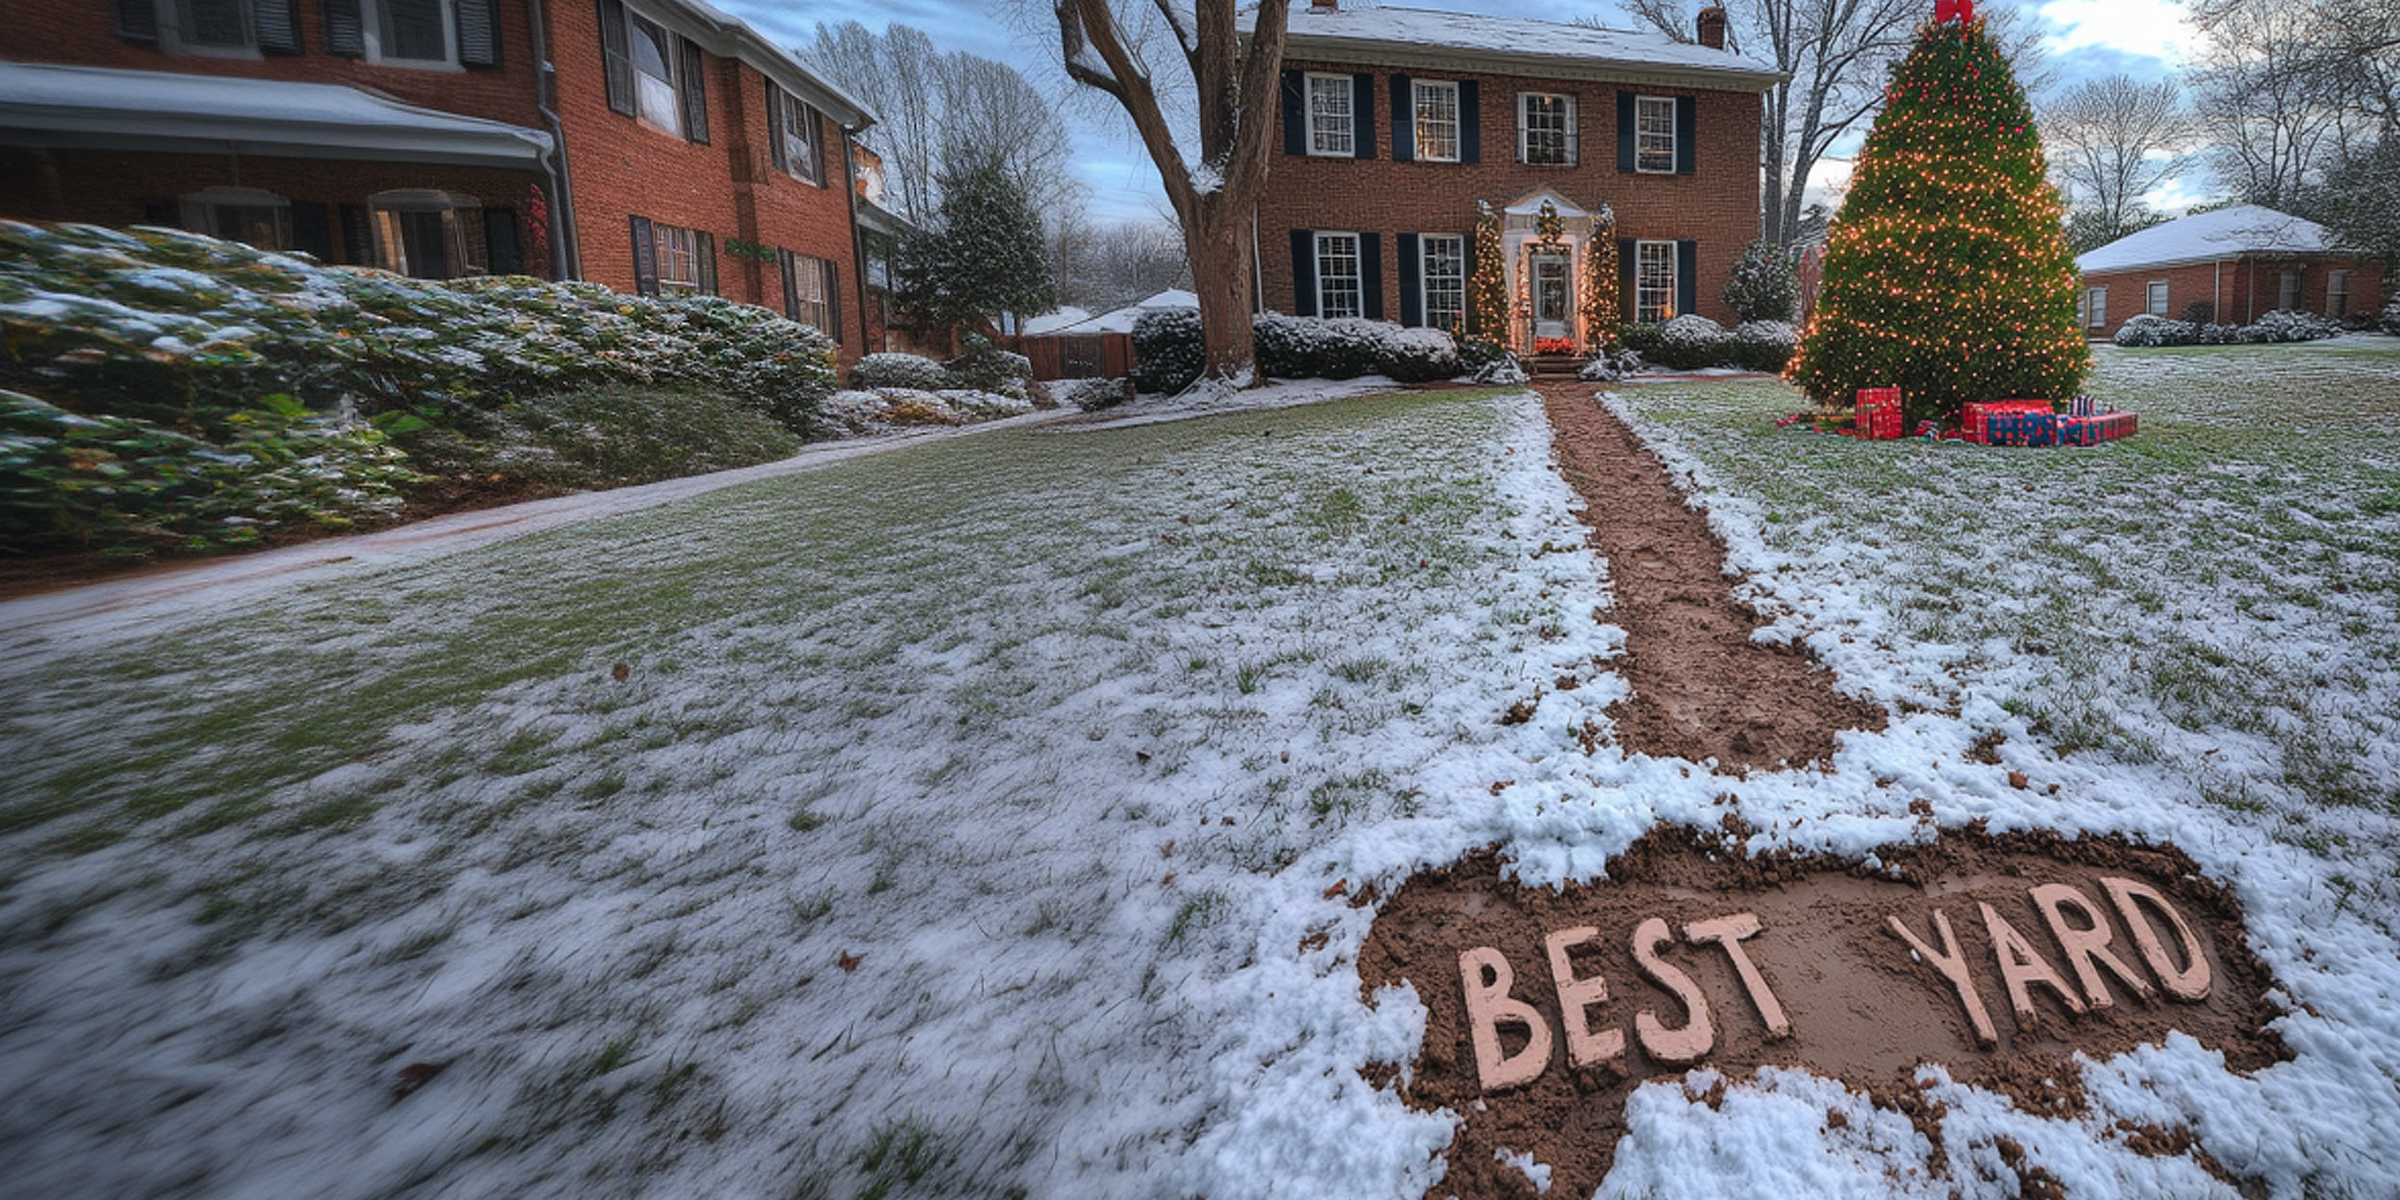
[2242,309,2342,343]
[1724,240,1800,322]
[1129,309,1205,394]
[2113,314,2199,347]
[1254,314,1384,379]
[935,389,1035,419]
[875,389,965,425]
[1728,321,1799,372]
[1457,338,1518,380]
[2384,297,2400,336]
[1377,327,1462,383]
[943,334,1033,397]
[850,352,954,391]
[1052,377,1134,410]
[394,384,801,492]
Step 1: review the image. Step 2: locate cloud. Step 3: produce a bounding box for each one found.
[2035,0,2199,65]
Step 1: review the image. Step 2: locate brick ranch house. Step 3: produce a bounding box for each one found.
[1251,0,1782,352]
[2074,204,2388,340]
[1,0,877,362]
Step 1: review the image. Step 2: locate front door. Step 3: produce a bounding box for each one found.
[1532,253,1571,341]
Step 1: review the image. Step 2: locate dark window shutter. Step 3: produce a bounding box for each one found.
[457,0,501,68]
[696,230,718,295]
[679,38,709,144]
[630,216,658,295]
[598,0,633,116]
[824,257,843,342]
[1616,91,1635,172]
[1675,95,1696,175]
[1281,69,1306,156]
[767,84,789,174]
[323,0,364,56]
[1360,231,1383,320]
[779,250,800,317]
[117,0,159,41]
[1352,73,1376,160]
[340,204,375,265]
[1460,80,1480,164]
[1619,236,1636,318]
[484,209,522,274]
[1397,232,1422,327]
[1390,74,1414,163]
[254,0,300,53]
[1677,239,1697,317]
[1291,229,1317,316]
[289,202,333,261]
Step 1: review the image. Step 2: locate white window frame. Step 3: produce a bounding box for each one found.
[784,249,832,330]
[2146,280,2169,316]
[2329,269,2349,318]
[2086,286,2107,329]
[178,186,290,250]
[158,0,263,57]
[2278,269,2301,311]
[1518,91,1575,166]
[1412,79,1461,163]
[772,85,822,185]
[1635,95,1677,174]
[1316,231,1363,319]
[1420,234,1465,332]
[1306,72,1354,157]
[628,9,684,137]
[367,0,460,68]
[652,223,705,292]
[1635,239,1677,324]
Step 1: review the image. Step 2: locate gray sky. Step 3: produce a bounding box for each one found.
[710,0,2203,224]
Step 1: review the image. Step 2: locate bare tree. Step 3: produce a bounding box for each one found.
[1050,0,1289,382]
[2043,75,2192,234]
[1054,217,1191,312]
[937,56,1083,220]
[2187,0,2368,206]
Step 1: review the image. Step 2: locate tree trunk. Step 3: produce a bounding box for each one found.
[1186,200,1256,381]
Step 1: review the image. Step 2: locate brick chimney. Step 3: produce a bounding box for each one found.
[1697,5,1727,49]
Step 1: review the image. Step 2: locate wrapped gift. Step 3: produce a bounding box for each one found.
[1987,411,2061,447]
[1962,399,2054,444]
[1856,387,1903,440]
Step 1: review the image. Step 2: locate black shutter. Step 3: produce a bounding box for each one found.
[1390,74,1414,163]
[457,0,501,68]
[598,0,633,117]
[1360,231,1383,320]
[779,250,800,317]
[696,230,718,295]
[1281,69,1306,156]
[1460,80,1480,164]
[1291,229,1317,316]
[823,257,842,342]
[1676,239,1697,317]
[1619,236,1637,320]
[630,216,658,296]
[254,0,300,53]
[1616,91,1635,172]
[679,38,709,144]
[1397,232,1422,327]
[323,0,364,56]
[1675,96,1696,175]
[289,202,333,261]
[767,83,789,174]
[117,0,159,41]
[340,204,374,265]
[1352,73,1376,160]
[484,209,522,274]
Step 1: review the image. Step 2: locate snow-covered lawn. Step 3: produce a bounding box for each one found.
[4,342,2399,1199]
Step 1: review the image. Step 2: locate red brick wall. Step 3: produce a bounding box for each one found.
[2078,258,2388,339]
[15,0,542,127]
[1256,61,1764,330]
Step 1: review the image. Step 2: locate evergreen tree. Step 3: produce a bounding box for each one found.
[1790,10,2090,427]
[1466,202,1509,346]
[1724,239,1800,322]
[1582,206,1621,346]
[896,162,1055,334]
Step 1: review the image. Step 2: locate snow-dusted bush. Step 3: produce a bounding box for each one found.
[1578,348,1643,381]
[1050,377,1134,410]
[1255,313,1384,379]
[1378,326,1463,383]
[1728,320,1799,372]
[1130,308,1205,394]
[2198,323,2244,345]
[2113,314,2200,347]
[871,388,964,425]
[1723,240,1799,322]
[936,388,1034,419]
[943,335,1032,398]
[2384,297,2400,336]
[850,352,954,391]
[2241,309,2342,343]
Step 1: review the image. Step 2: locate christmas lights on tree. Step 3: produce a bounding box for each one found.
[1582,204,1621,348]
[1466,201,1510,348]
[1788,3,2089,427]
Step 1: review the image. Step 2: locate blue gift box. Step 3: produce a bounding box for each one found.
[1987,412,2060,447]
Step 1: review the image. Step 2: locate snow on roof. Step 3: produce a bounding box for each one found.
[653,0,876,127]
[0,61,550,166]
[1026,290,1199,336]
[1021,307,1094,336]
[2076,205,2337,273]
[1260,2,1783,91]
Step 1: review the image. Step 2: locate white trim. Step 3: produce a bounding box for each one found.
[1634,238,1676,323]
[1305,71,1355,157]
[1419,232,1465,332]
[2146,279,2169,316]
[1516,90,1575,166]
[1634,94,1676,174]
[1315,229,1364,318]
[1411,78,1461,163]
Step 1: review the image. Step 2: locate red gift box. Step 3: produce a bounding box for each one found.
[1856,387,1903,440]
[1962,399,2054,445]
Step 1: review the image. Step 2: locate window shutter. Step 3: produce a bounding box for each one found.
[679,38,710,144]
[484,209,522,274]
[630,216,658,296]
[1352,73,1376,160]
[1676,239,1697,317]
[1619,236,1636,318]
[1390,74,1414,163]
[598,0,633,115]
[697,231,718,295]
[823,257,843,342]
[117,0,159,41]
[337,204,372,265]
[1360,231,1383,320]
[1291,229,1317,317]
[323,0,364,56]
[254,0,300,53]
[1396,232,1422,327]
[779,250,800,318]
[1675,95,1696,175]
[1281,70,1306,156]
[1460,80,1479,164]
[289,202,333,261]
[457,0,501,68]
[1616,91,1635,172]
[767,84,790,174]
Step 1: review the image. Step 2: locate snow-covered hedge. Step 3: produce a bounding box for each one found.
[2115,309,2345,347]
[1130,309,1206,394]
[2384,297,2400,336]
[1131,311,1464,392]
[1618,316,1796,372]
[2112,314,2197,347]
[815,386,1033,434]
[850,353,952,391]
[944,336,1033,398]
[2243,309,2343,343]
[1049,377,1134,411]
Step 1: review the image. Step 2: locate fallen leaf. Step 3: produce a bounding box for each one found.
[395,1061,448,1098]
[1489,780,1515,796]
[837,950,861,972]
[2008,771,2029,790]
[1323,878,1347,899]
[611,662,630,682]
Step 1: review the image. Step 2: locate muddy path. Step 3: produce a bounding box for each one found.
[1534,381,1885,771]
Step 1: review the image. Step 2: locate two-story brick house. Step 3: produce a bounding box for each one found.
[1255,1,1782,352]
[1,0,875,361]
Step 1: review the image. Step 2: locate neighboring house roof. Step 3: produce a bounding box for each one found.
[1025,289,1197,336]
[1021,307,1093,335]
[0,60,551,167]
[2077,205,2338,274]
[660,0,876,130]
[1254,2,1784,92]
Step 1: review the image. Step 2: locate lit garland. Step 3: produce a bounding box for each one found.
[1465,200,1510,347]
[1582,203,1621,349]
[1787,13,2090,427]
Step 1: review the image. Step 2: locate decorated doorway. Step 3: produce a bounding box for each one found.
[1530,253,1572,341]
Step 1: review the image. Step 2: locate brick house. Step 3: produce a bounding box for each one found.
[1,0,876,362]
[2074,204,2388,339]
[1254,0,1782,352]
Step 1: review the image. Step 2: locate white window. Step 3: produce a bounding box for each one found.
[1413,80,1460,162]
[2147,280,2169,316]
[2086,286,2107,328]
[653,224,704,292]
[781,249,833,331]
[1421,234,1465,332]
[1636,240,1677,324]
[2279,269,2301,311]
[1316,231,1363,318]
[177,0,255,47]
[1636,95,1676,173]
[373,0,453,64]
[1307,72,1354,157]
[1519,92,1575,166]
[178,187,289,250]
[2329,269,2350,318]
[770,86,821,184]
[629,11,683,135]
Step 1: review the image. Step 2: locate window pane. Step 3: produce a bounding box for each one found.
[2147,282,2168,315]
[1422,234,1464,331]
[1637,241,1675,324]
[1317,232,1361,318]
[1522,93,1571,165]
[656,225,701,289]
[630,16,682,134]
[181,0,253,46]
[1637,96,1675,172]
[1415,81,1459,161]
[782,92,818,181]
[1308,74,1353,156]
[382,0,448,60]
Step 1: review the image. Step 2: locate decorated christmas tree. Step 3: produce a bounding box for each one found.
[1582,205,1621,348]
[1466,201,1509,347]
[1789,0,2089,427]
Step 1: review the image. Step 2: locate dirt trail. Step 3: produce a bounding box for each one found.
[1535,380,1884,771]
